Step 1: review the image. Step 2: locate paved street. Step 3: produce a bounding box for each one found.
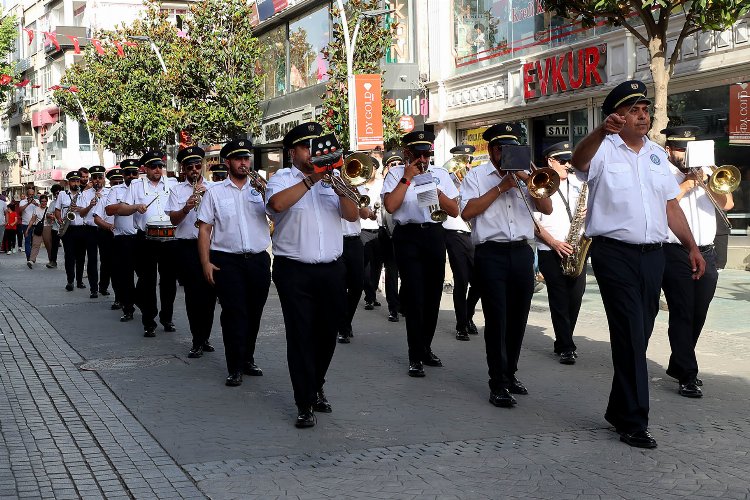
[1,250,749,499]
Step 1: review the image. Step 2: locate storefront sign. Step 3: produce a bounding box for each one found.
[729,82,750,145]
[260,106,313,144]
[523,44,607,100]
[355,74,384,150]
[546,124,588,137]
[387,90,428,132]
[464,126,489,158]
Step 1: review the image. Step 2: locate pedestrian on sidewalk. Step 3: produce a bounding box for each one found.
[18,186,38,261]
[3,202,18,254]
[24,195,51,268]
[571,80,705,450]
[0,195,7,252]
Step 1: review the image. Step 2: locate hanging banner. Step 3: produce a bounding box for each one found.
[354,74,384,150]
[729,82,750,145]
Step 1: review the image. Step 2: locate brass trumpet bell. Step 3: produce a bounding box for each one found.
[342,153,375,186]
[526,167,560,199]
[708,165,740,194]
[443,156,472,183]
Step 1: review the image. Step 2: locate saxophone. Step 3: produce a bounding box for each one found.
[561,182,591,277]
[58,192,81,237]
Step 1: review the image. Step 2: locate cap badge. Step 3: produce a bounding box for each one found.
[631,83,639,89]
[308,124,315,131]
[564,143,570,148]
[239,141,244,146]
[418,133,424,139]
[683,131,691,137]
[505,125,512,131]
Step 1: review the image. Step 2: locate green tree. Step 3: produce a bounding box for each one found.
[0,11,19,97]
[543,0,750,142]
[322,0,403,151]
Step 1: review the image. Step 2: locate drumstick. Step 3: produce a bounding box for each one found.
[144,194,160,209]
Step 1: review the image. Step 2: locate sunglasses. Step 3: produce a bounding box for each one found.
[184,164,203,170]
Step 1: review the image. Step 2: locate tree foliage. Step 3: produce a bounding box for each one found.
[0,11,19,96]
[322,0,403,151]
[543,0,750,141]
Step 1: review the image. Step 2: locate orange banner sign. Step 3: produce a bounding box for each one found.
[729,82,750,145]
[355,74,384,150]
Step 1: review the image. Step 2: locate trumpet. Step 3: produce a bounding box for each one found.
[191,179,206,228]
[689,164,739,228]
[248,169,267,198]
[323,153,373,208]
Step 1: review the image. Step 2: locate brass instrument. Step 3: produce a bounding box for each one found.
[443,155,472,183]
[510,161,560,233]
[561,182,592,277]
[324,153,373,208]
[248,170,267,198]
[416,160,448,222]
[58,191,81,237]
[191,179,206,228]
[690,165,739,228]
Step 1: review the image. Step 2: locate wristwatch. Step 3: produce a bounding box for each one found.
[400,177,410,186]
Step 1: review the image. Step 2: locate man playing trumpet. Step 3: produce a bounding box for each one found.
[77,165,109,299]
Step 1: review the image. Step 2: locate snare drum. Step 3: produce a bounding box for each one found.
[145,221,176,241]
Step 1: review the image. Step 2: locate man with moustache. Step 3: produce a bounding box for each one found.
[54,171,87,291]
[167,146,217,359]
[77,166,110,299]
[572,80,705,448]
[198,140,270,386]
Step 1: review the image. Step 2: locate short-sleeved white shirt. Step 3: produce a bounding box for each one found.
[361,180,381,231]
[197,177,270,254]
[19,198,36,225]
[54,191,85,227]
[666,163,716,246]
[105,184,136,236]
[534,173,587,251]
[166,178,214,240]
[585,134,680,244]
[78,187,108,227]
[460,162,536,245]
[381,165,459,225]
[0,199,7,225]
[265,166,345,264]
[123,176,176,231]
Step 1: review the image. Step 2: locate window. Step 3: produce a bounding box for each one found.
[259,26,287,99]
[288,7,330,92]
[38,66,52,93]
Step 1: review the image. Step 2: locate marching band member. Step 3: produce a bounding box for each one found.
[361,157,383,312]
[198,140,270,386]
[167,146,217,359]
[377,150,403,322]
[443,144,480,341]
[660,125,732,398]
[572,80,704,449]
[266,122,359,428]
[54,171,87,291]
[93,168,123,309]
[534,142,587,365]
[382,131,459,377]
[210,164,228,183]
[461,123,552,408]
[118,151,179,337]
[77,166,109,299]
[105,160,140,322]
[338,185,370,344]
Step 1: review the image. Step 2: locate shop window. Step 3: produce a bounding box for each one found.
[289,7,330,92]
[385,0,413,63]
[259,27,287,99]
[529,110,589,164]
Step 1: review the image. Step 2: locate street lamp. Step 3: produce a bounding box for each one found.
[335,2,394,151]
[59,85,93,149]
[127,35,168,74]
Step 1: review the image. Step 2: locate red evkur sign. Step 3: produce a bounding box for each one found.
[523,44,607,100]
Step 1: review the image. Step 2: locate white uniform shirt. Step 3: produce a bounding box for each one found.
[361,179,381,231]
[381,165,459,225]
[78,187,108,226]
[166,178,214,240]
[105,184,136,236]
[342,185,366,236]
[443,172,471,231]
[265,166,345,263]
[92,187,113,225]
[19,198,36,225]
[0,199,6,225]
[197,177,270,254]
[535,174,586,251]
[585,134,680,244]
[667,163,716,246]
[123,176,176,232]
[54,191,85,226]
[460,162,536,245]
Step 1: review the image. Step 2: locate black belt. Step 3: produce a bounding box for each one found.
[344,235,360,240]
[594,236,662,253]
[479,239,528,249]
[666,242,714,253]
[447,229,469,235]
[400,222,441,229]
[361,229,379,233]
[212,249,264,259]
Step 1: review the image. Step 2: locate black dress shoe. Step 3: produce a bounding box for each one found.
[364,302,375,310]
[313,390,333,413]
[143,326,156,338]
[467,320,479,335]
[187,346,203,358]
[489,389,517,408]
[225,372,242,387]
[110,301,122,310]
[65,283,74,292]
[388,312,399,322]
[99,289,110,296]
[508,377,528,395]
[422,350,443,367]
[243,362,263,376]
[678,381,703,398]
[76,282,86,289]
[455,329,470,341]
[295,407,316,428]
[408,361,425,377]
[695,377,703,387]
[162,322,176,332]
[337,333,350,344]
[90,291,98,299]
[120,312,134,322]
[559,351,576,365]
[202,341,215,352]
[373,300,382,307]
[619,429,657,449]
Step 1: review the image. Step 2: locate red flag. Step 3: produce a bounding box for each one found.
[23,28,34,45]
[124,41,138,48]
[31,85,41,89]
[113,40,125,57]
[14,79,30,87]
[43,32,61,51]
[68,85,79,92]
[48,85,62,91]
[90,39,105,55]
[65,35,81,54]
[0,75,12,86]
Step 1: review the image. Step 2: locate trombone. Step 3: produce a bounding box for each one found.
[689,165,740,228]
[509,161,560,233]
[324,152,374,208]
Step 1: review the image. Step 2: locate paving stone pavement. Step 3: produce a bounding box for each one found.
[1,252,750,499]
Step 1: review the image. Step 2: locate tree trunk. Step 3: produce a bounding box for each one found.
[97,144,105,166]
[648,37,670,145]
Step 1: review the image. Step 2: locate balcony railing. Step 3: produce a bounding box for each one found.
[0,137,34,155]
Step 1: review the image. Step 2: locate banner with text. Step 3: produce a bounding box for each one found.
[355,74,384,150]
[729,82,750,145]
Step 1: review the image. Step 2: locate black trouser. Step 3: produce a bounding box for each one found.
[591,236,664,434]
[82,226,99,293]
[475,241,533,392]
[341,236,364,335]
[178,240,217,349]
[662,244,718,384]
[61,226,86,285]
[713,232,728,269]
[134,233,177,328]
[113,234,137,314]
[212,250,270,375]
[393,223,445,362]
[361,229,381,304]
[273,256,345,408]
[376,227,400,314]
[2,229,16,251]
[50,229,60,263]
[96,228,113,294]
[537,249,587,353]
[445,229,480,331]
